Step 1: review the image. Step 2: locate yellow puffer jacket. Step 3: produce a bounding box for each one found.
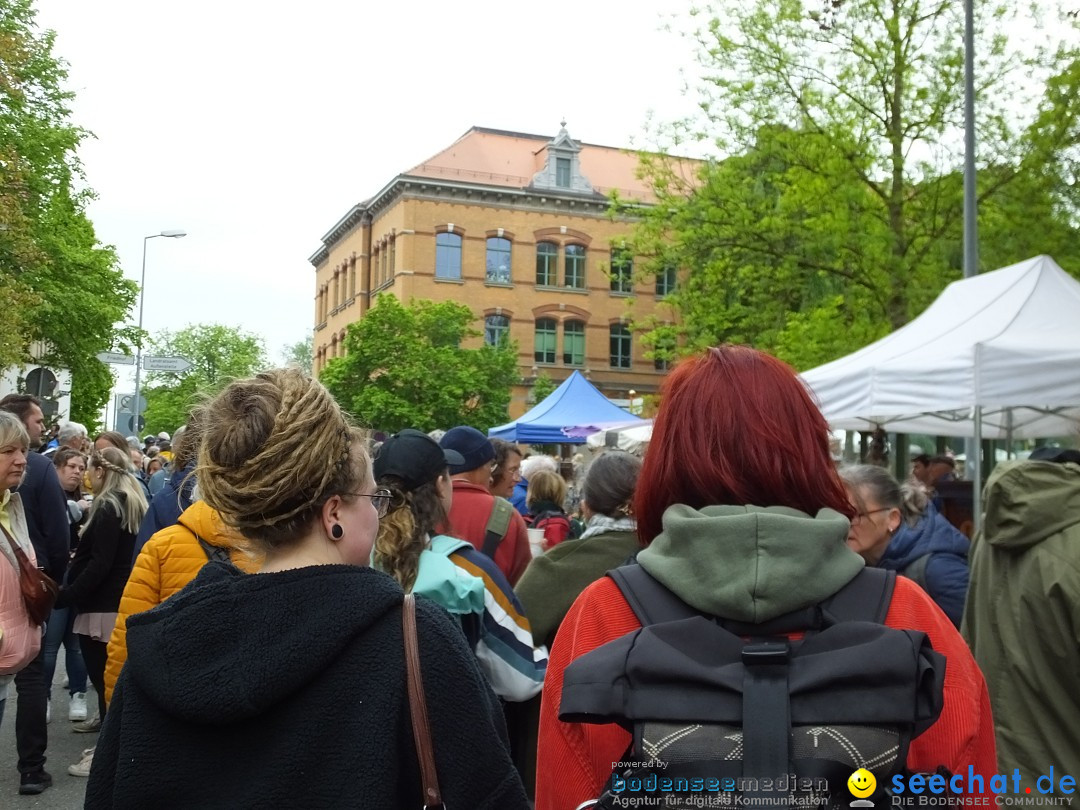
[104,501,257,705]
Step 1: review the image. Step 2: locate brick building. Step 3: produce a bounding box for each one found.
[309,124,682,418]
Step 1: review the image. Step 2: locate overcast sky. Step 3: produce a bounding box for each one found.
[32,0,700,389]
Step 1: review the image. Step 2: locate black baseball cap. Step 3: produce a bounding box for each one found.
[373,429,465,493]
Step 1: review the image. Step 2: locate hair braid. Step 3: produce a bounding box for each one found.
[197,368,366,551]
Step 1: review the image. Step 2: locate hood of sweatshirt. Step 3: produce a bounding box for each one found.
[980,459,1080,551]
[124,562,403,724]
[636,504,863,624]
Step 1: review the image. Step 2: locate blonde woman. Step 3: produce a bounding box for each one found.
[85,370,527,808]
[0,413,43,728]
[55,447,148,740]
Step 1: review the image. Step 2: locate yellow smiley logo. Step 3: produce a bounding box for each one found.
[848,769,877,798]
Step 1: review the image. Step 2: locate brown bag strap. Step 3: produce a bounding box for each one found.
[403,593,444,809]
[0,521,23,558]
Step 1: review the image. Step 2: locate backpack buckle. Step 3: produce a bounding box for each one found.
[741,641,789,666]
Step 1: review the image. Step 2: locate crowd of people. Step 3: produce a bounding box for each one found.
[0,344,1075,807]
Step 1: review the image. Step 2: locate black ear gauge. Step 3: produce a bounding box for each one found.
[331,524,344,540]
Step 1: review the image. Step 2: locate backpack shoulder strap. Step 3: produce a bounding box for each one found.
[900,554,932,591]
[607,563,699,626]
[481,497,514,559]
[820,566,896,624]
[195,533,233,566]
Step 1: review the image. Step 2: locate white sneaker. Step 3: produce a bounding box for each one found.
[68,748,94,777]
[45,699,51,724]
[61,674,69,689]
[68,692,88,722]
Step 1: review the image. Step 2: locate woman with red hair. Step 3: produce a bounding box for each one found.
[534,345,996,809]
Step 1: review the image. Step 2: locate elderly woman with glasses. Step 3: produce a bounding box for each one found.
[372,429,548,703]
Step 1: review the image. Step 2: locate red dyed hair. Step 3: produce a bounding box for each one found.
[635,345,854,544]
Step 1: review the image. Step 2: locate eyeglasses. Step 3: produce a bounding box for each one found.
[350,488,392,518]
[851,507,890,525]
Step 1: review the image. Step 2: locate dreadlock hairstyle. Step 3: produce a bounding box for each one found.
[88,446,149,534]
[196,368,368,552]
[373,476,449,593]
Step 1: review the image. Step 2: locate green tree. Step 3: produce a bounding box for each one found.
[280,334,314,373]
[320,296,518,433]
[142,324,267,433]
[624,0,1080,370]
[0,0,138,426]
[531,372,557,406]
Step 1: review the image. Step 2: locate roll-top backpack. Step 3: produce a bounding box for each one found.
[560,565,946,809]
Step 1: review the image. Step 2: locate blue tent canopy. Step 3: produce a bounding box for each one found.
[488,370,647,444]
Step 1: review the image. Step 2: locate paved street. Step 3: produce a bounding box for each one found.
[0,664,95,808]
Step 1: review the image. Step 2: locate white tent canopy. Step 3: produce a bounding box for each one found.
[585,420,653,453]
[801,255,1080,439]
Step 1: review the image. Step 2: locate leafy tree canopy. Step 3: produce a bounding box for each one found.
[624,0,1080,370]
[0,0,138,428]
[280,334,313,373]
[320,296,519,434]
[142,323,267,434]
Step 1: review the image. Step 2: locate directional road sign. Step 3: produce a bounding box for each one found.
[143,356,193,372]
[96,351,135,365]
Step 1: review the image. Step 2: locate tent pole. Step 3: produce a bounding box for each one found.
[972,406,982,535]
[1005,409,1014,459]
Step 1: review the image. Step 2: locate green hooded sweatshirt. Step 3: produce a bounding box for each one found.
[637,504,864,624]
[961,460,1080,782]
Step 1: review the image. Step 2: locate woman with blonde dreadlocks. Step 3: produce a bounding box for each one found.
[56,446,148,738]
[85,371,528,809]
[373,428,547,703]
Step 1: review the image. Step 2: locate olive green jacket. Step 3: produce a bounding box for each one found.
[515,529,640,649]
[962,460,1080,781]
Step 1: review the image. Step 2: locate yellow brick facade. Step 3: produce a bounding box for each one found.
[310,127,676,419]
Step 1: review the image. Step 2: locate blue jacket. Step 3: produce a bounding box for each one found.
[133,461,195,560]
[879,503,970,627]
[14,451,70,582]
[510,478,529,516]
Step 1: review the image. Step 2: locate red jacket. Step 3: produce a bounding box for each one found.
[444,481,531,586]
[535,575,997,810]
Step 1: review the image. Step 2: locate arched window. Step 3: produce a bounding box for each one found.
[486,237,512,284]
[534,318,557,364]
[565,244,586,289]
[609,324,632,368]
[436,232,463,279]
[536,242,558,287]
[563,320,585,366]
[656,264,676,297]
[610,248,633,294]
[485,314,510,346]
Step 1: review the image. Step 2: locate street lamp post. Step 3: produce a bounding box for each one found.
[132,229,186,435]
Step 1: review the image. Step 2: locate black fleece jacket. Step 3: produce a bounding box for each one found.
[85,562,528,809]
[57,495,135,613]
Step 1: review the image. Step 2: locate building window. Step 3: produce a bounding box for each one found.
[486,237,512,284]
[656,264,676,297]
[436,232,462,279]
[381,248,388,286]
[485,314,510,346]
[565,244,586,289]
[536,242,558,286]
[653,334,676,371]
[610,324,632,369]
[534,318,557,364]
[556,157,571,188]
[563,321,585,366]
[610,248,633,294]
[390,239,396,275]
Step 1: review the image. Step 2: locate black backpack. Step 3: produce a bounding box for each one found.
[195,533,234,566]
[559,565,946,809]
